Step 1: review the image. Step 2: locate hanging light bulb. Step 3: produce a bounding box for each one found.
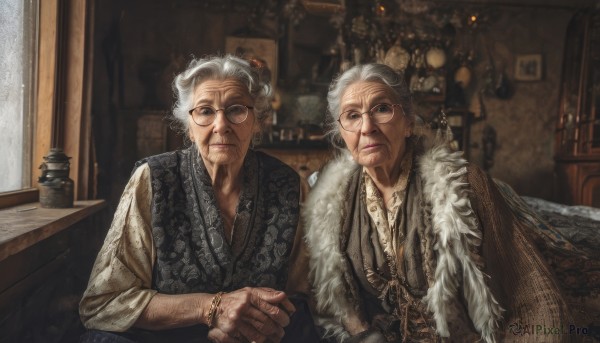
[375,3,386,16]
[467,13,479,28]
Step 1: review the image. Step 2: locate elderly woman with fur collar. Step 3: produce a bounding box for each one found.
[303,63,572,342]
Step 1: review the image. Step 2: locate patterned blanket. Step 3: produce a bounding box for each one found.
[522,196,600,259]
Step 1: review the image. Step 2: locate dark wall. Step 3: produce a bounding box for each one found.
[90,0,585,207]
[92,1,285,207]
[464,7,574,200]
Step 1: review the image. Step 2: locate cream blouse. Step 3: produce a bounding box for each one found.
[362,149,413,260]
[79,164,157,331]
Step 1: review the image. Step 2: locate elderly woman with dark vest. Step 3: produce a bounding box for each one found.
[79,55,317,343]
[302,63,573,342]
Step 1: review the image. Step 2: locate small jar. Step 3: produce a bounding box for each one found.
[38,148,74,208]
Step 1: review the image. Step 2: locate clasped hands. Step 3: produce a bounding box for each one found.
[207,287,295,343]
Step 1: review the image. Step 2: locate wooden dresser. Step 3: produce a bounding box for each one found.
[555,9,600,207]
[258,146,333,196]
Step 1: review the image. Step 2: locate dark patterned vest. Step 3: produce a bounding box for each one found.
[136,147,300,294]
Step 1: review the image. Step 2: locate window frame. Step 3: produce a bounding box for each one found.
[0,0,94,209]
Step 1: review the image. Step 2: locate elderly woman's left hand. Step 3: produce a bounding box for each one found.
[207,287,295,343]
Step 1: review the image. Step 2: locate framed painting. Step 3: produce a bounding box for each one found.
[225,37,278,87]
[515,54,543,81]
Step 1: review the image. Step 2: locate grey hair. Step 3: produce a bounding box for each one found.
[325,63,414,146]
[171,54,272,134]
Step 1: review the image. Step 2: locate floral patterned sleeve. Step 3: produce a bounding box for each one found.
[79,164,157,332]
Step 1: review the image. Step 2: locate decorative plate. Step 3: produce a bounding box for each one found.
[425,47,446,69]
[384,43,411,71]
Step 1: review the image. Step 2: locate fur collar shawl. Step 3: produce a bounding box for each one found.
[303,140,503,342]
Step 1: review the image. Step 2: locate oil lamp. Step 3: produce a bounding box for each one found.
[38,148,74,208]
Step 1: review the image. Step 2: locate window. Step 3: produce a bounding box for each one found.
[0,0,38,193]
[0,0,93,209]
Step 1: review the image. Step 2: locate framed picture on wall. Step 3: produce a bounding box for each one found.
[515,54,543,81]
[225,37,278,87]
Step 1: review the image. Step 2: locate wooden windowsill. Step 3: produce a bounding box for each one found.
[0,189,39,209]
[0,200,106,262]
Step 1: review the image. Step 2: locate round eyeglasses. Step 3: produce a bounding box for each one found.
[337,103,404,132]
[188,104,253,126]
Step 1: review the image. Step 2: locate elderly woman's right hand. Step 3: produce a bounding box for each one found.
[207,287,295,343]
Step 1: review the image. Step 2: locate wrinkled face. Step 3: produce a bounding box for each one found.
[338,81,412,169]
[189,79,257,168]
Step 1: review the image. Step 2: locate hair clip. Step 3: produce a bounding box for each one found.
[247,57,267,70]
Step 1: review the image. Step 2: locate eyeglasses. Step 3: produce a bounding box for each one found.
[337,103,403,132]
[188,104,254,126]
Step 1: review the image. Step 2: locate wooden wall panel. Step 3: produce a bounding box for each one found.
[62,0,93,200]
[32,0,94,200]
[33,0,59,189]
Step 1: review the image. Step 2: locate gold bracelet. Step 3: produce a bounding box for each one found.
[206,291,224,328]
